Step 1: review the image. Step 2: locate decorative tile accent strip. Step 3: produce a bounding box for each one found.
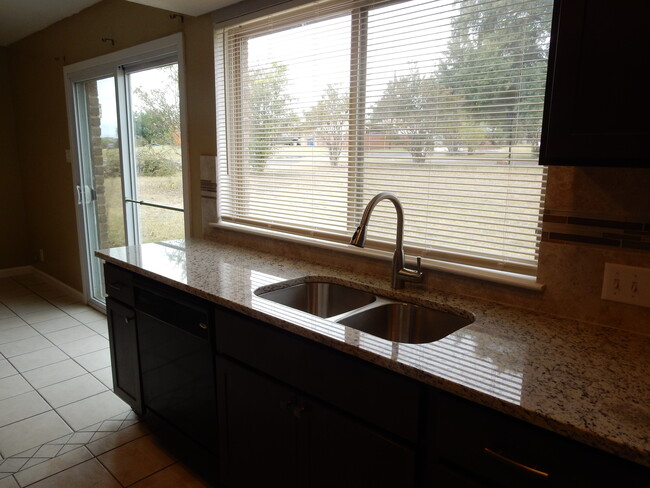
[542,210,650,252]
[0,409,137,476]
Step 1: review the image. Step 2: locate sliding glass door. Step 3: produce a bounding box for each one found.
[66,35,186,308]
[128,64,185,244]
[73,75,126,304]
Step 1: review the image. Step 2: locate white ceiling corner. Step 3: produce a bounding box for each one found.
[125,0,241,17]
[0,0,241,47]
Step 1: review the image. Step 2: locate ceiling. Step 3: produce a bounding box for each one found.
[0,0,240,47]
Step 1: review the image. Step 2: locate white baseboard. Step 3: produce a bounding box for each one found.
[0,266,85,303]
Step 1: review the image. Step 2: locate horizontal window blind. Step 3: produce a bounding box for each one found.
[215,0,551,276]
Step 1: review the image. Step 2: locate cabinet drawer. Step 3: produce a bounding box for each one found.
[215,306,422,443]
[104,263,134,306]
[436,392,649,487]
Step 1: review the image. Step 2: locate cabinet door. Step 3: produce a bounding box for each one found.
[540,0,650,166]
[306,400,417,488]
[106,297,142,415]
[217,359,299,488]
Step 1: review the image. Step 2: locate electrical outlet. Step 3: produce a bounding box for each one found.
[601,263,650,308]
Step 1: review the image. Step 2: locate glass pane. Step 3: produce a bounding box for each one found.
[363,0,551,260]
[77,76,124,304]
[139,206,184,244]
[231,15,352,234]
[129,64,184,242]
[84,77,126,250]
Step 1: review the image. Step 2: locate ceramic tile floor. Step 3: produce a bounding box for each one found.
[0,274,211,487]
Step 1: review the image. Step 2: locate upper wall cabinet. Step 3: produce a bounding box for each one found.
[540,0,650,167]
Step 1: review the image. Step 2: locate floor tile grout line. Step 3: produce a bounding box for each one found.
[15,446,92,488]
[0,276,146,485]
[94,456,130,488]
[36,380,110,413]
[16,357,84,382]
[20,371,104,416]
[0,275,117,463]
[0,391,57,431]
[4,276,104,329]
[10,420,150,487]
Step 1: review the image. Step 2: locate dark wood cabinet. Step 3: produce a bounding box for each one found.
[434,392,649,487]
[215,307,419,488]
[306,395,417,488]
[104,263,143,415]
[540,0,650,166]
[105,296,143,415]
[217,358,417,488]
[216,359,300,488]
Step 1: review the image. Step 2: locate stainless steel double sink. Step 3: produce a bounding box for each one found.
[255,280,474,344]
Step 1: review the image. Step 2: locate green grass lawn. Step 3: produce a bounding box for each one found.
[102,174,184,247]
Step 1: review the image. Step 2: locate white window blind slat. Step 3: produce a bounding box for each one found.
[215,0,551,276]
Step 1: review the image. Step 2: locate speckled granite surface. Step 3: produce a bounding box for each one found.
[96,238,650,468]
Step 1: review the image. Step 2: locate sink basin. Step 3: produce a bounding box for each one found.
[337,303,473,344]
[255,282,376,318]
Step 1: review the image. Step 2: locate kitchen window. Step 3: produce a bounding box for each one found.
[214,0,551,284]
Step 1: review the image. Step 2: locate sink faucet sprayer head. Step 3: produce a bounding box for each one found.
[350,225,367,247]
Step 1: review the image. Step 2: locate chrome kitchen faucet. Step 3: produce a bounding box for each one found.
[350,192,423,289]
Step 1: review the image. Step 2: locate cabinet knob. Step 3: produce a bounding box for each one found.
[199,322,208,330]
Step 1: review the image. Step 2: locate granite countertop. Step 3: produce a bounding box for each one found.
[96,238,650,468]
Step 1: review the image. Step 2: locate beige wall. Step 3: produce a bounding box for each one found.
[0,47,29,269]
[6,0,649,333]
[6,0,215,290]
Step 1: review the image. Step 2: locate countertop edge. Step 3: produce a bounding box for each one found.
[96,243,650,468]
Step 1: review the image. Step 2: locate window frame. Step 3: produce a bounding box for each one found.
[212,0,548,290]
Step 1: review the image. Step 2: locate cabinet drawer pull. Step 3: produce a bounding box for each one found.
[109,282,125,292]
[199,322,208,330]
[483,448,549,479]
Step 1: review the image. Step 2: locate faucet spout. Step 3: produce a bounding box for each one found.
[350,192,423,289]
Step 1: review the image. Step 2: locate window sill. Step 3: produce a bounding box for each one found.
[208,221,545,292]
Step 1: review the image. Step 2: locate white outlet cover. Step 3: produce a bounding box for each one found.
[602,263,650,308]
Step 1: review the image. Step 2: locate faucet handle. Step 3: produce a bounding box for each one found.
[416,256,421,271]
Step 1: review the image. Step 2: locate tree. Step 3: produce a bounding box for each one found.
[437,0,553,148]
[304,85,348,164]
[370,69,438,163]
[246,62,298,171]
[133,65,179,145]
